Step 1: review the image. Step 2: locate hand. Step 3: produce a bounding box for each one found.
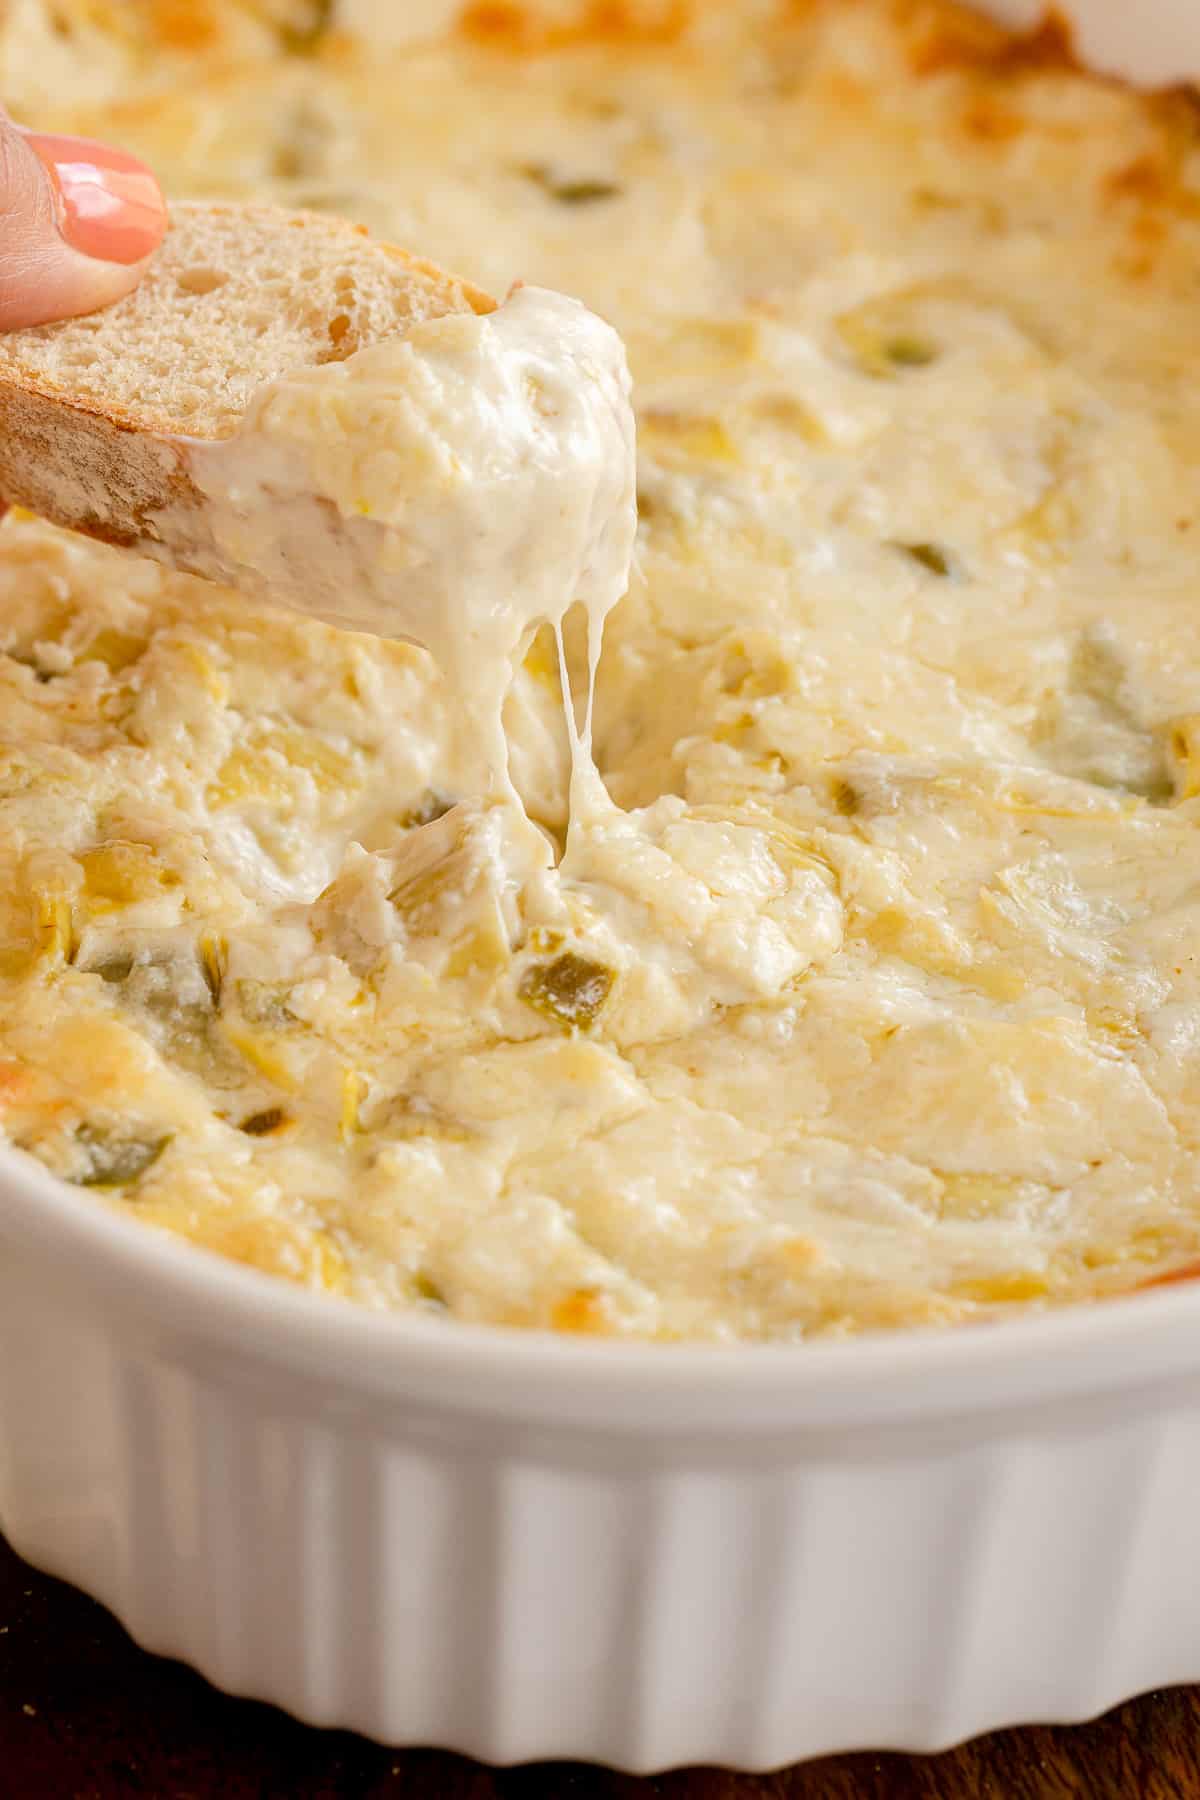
[0,110,166,330]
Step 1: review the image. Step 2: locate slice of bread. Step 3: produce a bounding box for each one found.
[0,200,495,568]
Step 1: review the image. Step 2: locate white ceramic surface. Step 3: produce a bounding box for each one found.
[4,1136,1200,1770]
[979,0,1200,86]
[2,0,1200,1772]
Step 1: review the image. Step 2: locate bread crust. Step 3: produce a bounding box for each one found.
[0,380,197,552]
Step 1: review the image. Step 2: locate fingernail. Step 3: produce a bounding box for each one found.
[27,132,165,265]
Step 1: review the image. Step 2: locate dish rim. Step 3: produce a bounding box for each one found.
[2,1135,1199,1431]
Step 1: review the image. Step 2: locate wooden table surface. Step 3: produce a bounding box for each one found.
[1,1531,1194,1800]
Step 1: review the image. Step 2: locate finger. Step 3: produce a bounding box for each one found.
[0,121,166,331]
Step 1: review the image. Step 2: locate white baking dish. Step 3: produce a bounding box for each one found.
[984,0,1199,85]
[3,1136,1200,1770]
[1,0,1200,1773]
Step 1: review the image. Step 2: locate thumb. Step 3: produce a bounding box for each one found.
[0,113,165,330]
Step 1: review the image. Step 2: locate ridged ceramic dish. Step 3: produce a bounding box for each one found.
[2,0,1200,1774]
[4,1135,1200,1770]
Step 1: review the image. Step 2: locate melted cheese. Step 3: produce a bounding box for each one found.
[3,0,1200,1340]
[185,283,637,800]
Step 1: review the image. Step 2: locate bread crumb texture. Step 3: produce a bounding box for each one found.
[0,204,488,437]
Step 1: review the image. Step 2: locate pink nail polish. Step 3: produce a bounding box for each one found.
[26,133,166,266]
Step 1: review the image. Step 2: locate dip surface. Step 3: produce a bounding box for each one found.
[2,0,1200,1340]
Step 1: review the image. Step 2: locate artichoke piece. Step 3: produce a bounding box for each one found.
[519,164,621,205]
[413,1271,447,1307]
[255,0,333,53]
[388,816,473,929]
[80,940,248,1088]
[830,777,861,817]
[81,628,146,673]
[235,979,298,1028]
[199,933,227,1006]
[26,887,77,969]
[518,952,614,1032]
[270,92,336,179]
[238,1106,291,1137]
[882,335,937,369]
[836,298,940,378]
[552,179,622,205]
[1167,715,1200,801]
[383,1098,474,1144]
[399,791,452,829]
[894,541,953,577]
[72,1124,170,1189]
[7,651,57,684]
[207,724,357,812]
[90,952,135,984]
[80,842,181,907]
[1036,624,1170,800]
[287,0,333,51]
[387,805,515,972]
[641,410,737,464]
[83,945,214,1033]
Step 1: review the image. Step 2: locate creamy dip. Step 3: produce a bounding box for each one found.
[5,0,1200,1340]
[186,283,638,800]
[183,270,831,1044]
